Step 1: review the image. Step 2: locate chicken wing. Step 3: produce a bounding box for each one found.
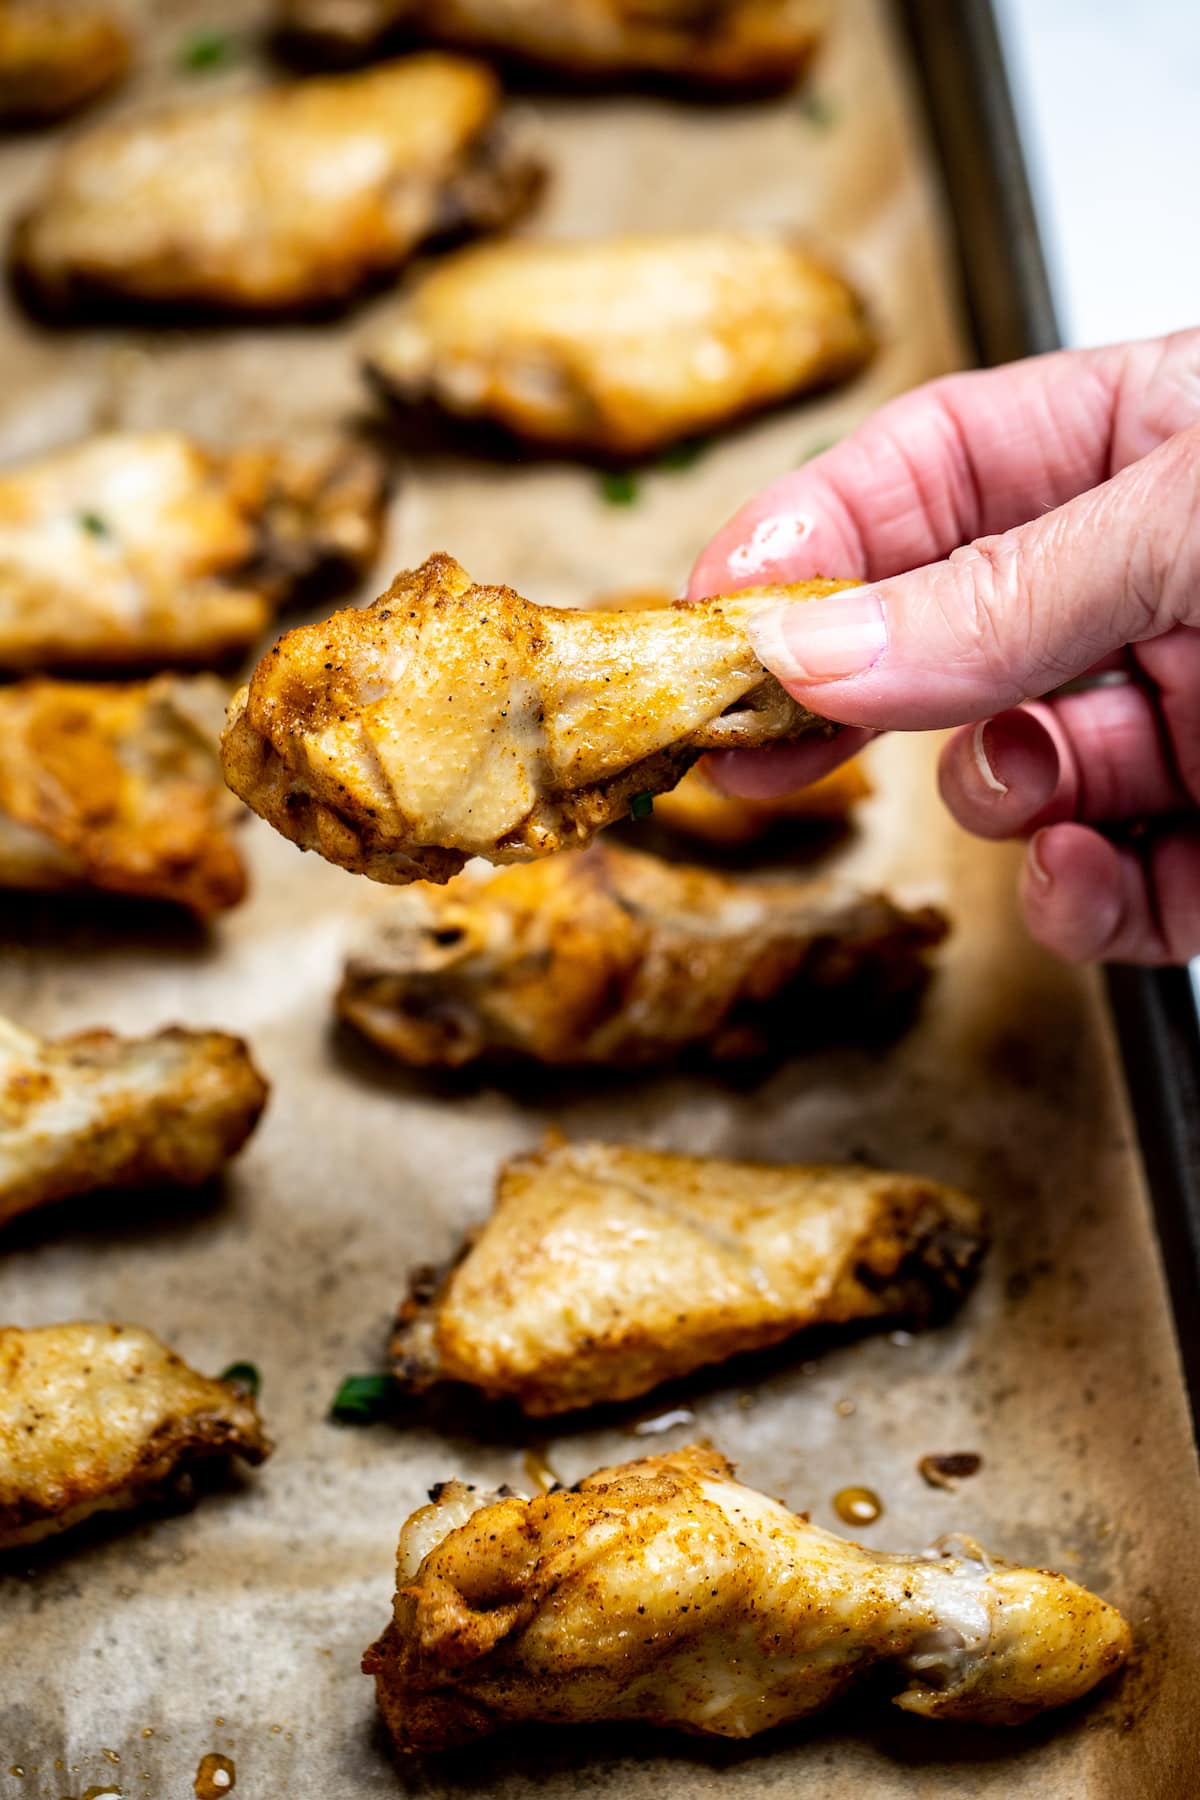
[0,675,247,917]
[0,1016,267,1231]
[393,1136,984,1414]
[222,554,852,884]
[654,758,870,846]
[0,1322,271,1549]
[365,233,872,457]
[0,431,387,674]
[278,0,823,94]
[336,841,947,1068]
[364,1443,1132,1748]
[0,2,129,124]
[12,56,542,318]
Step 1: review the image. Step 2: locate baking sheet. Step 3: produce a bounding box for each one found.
[2,0,1199,1795]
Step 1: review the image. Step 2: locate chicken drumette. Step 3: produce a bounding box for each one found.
[364,1444,1132,1749]
[222,554,854,884]
[0,431,387,673]
[12,56,542,317]
[393,1136,985,1414]
[0,1016,267,1231]
[0,1322,270,1549]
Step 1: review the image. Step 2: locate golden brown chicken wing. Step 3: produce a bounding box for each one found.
[393,1136,985,1413]
[0,1016,267,1231]
[222,554,851,885]
[0,675,247,917]
[0,431,387,674]
[336,841,947,1068]
[653,758,870,845]
[12,56,542,318]
[0,1,129,124]
[364,1443,1132,1749]
[279,0,823,93]
[365,233,872,456]
[0,1322,271,1549]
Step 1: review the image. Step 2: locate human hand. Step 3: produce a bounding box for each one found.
[688,329,1200,965]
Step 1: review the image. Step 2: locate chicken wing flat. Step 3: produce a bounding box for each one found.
[393,1136,985,1414]
[336,841,947,1068]
[0,1322,271,1549]
[279,0,823,94]
[0,675,247,916]
[364,1443,1132,1748]
[222,554,852,884]
[0,431,387,674]
[0,2,129,124]
[12,56,542,318]
[366,233,871,457]
[0,1016,267,1231]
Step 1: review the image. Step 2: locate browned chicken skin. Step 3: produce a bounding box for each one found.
[0,1322,271,1549]
[365,233,872,457]
[337,841,947,1068]
[12,56,542,318]
[278,0,823,93]
[0,675,247,917]
[0,431,387,674]
[393,1136,985,1413]
[222,554,852,885]
[0,1,129,124]
[364,1444,1132,1749]
[0,1016,267,1231]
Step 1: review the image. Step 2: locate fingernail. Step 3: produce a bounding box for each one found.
[747,587,887,686]
[971,721,1008,795]
[1027,829,1052,888]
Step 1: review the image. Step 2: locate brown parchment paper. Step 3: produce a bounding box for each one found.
[1,1,1199,1796]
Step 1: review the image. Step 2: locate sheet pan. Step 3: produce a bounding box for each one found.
[1,1,1198,1794]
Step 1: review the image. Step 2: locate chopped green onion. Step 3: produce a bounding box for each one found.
[329,1373,399,1424]
[77,510,110,537]
[181,29,237,71]
[799,91,837,129]
[629,791,654,821]
[657,438,710,472]
[219,1361,261,1397]
[598,470,639,507]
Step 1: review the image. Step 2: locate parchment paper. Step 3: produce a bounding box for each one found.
[1,2,1198,1796]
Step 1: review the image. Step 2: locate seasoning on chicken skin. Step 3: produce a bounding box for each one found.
[336,841,947,1068]
[365,234,872,457]
[0,675,247,917]
[364,1443,1132,1749]
[0,431,388,674]
[278,0,823,94]
[0,1,129,125]
[0,1016,267,1232]
[0,1322,271,1550]
[12,56,543,319]
[393,1136,985,1414]
[221,554,853,885]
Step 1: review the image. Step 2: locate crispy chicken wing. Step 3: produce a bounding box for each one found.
[0,2,129,124]
[365,1443,1132,1748]
[0,431,387,674]
[366,233,872,456]
[0,1016,267,1231]
[279,0,823,93]
[336,841,947,1068]
[12,56,542,318]
[222,554,851,884]
[0,1322,271,1549]
[393,1136,985,1413]
[0,675,247,916]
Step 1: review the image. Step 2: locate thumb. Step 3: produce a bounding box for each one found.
[745,424,1200,730]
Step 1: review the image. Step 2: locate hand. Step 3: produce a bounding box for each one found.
[688,329,1200,966]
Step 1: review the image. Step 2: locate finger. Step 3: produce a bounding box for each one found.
[1020,822,1200,965]
[1134,623,1200,799]
[938,685,1189,838]
[688,328,1200,599]
[705,728,876,800]
[743,422,1200,730]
